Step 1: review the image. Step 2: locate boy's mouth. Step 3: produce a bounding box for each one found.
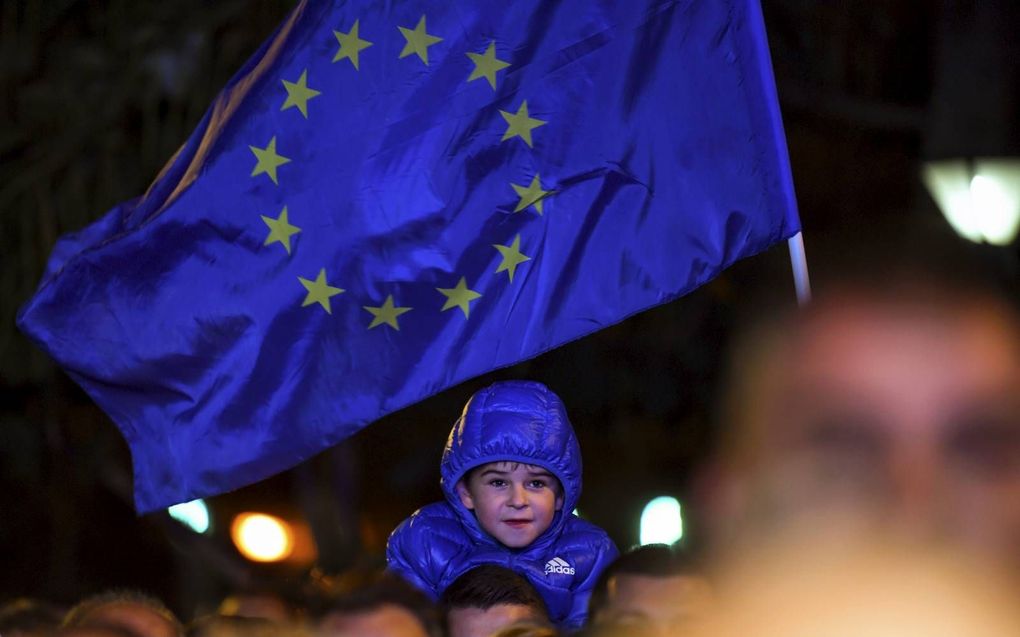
[503,519,531,528]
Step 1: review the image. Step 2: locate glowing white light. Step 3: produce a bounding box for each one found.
[970,175,1017,243]
[640,496,683,546]
[231,512,294,562]
[923,159,1020,245]
[167,499,210,534]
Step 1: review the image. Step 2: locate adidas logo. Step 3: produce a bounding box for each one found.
[544,556,575,576]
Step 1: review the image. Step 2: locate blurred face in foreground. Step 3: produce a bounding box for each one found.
[714,291,1020,568]
[692,539,1020,637]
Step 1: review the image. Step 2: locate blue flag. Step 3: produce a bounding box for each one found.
[18,0,799,513]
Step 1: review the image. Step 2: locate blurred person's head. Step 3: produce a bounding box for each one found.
[440,565,549,637]
[58,626,143,637]
[587,544,713,636]
[705,243,1020,568]
[317,574,440,637]
[62,591,182,637]
[187,614,307,637]
[488,622,558,637]
[0,598,64,637]
[216,592,293,623]
[692,536,1020,637]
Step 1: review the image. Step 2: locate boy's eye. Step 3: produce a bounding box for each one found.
[488,479,507,487]
[527,479,547,489]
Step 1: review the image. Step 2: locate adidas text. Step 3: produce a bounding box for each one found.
[545,557,575,576]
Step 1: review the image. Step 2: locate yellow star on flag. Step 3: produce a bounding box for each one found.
[500,101,547,147]
[493,234,531,282]
[249,136,290,185]
[299,269,344,314]
[280,69,321,118]
[261,205,301,254]
[364,295,412,330]
[511,174,552,214]
[333,20,373,70]
[398,15,443,65]
[437,277,482,318]
[466,41,510,90]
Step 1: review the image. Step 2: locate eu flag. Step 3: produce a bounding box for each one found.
[18,0,800,513]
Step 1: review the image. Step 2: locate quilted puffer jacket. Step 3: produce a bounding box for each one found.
[386,380,618,630]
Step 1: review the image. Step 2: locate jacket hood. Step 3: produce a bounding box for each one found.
[440,380,583,549]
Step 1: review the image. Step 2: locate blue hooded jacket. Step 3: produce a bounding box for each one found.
[386,381,618,630]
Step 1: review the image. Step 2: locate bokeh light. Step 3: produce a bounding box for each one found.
[167,499,210,534]
[230,512,294,562]
[640,496,683,545]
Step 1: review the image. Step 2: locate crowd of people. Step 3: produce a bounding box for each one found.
[6,248,1020,636]
[0,544,710,637]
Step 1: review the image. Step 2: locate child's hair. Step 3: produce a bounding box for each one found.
[462,461,564,496]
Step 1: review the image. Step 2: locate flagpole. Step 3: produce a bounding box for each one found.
[787,232,811,306]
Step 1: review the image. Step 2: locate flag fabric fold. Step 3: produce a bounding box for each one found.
[18,0,800,513]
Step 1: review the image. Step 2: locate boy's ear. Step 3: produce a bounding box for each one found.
[555,493,564,511]
[455,479,475,510]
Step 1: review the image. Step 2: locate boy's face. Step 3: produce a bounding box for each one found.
[456,461,563,548]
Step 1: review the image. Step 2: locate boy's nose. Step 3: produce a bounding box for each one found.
[508,484,527,507]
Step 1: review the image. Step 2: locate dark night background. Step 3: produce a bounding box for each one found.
[1,0,1015,619]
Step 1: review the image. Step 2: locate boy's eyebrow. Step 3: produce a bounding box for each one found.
[526,470,555,478]
[475,467,556,479]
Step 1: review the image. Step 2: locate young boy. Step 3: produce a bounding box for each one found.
[386,380,619,631]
